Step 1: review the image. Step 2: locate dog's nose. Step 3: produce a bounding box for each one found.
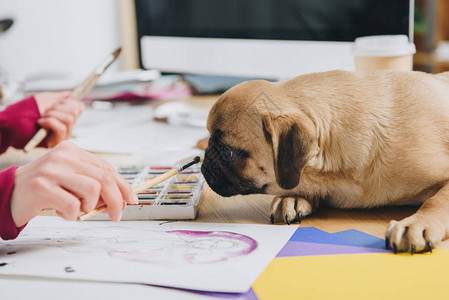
[201,156,221,186]
[202,146,240,197]
[202,160,237,197]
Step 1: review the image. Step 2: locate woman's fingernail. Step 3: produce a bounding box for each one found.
[132,194,139,204]
[115,211,122,222]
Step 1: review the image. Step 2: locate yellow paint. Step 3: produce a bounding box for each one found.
[252,250,449,300]
[168,185,195,189]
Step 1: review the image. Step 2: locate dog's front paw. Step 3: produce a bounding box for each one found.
[269,196,315,225]
[385,215,445,254]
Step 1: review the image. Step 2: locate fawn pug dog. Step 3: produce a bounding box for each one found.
[201,70,449,254]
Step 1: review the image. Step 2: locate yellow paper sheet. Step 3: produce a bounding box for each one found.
[253,250,449,300]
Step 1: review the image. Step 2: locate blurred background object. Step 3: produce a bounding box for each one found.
[136,0,413,80]
[0,0,447,102]
[0,18,13,33]
[1,0,414,85]
[0,17,20,104]
[353,35,416,71]
[413,0,449,73]
[0,0,121,95]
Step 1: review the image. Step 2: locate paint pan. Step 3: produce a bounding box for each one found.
[117,166,142,175]
[173,175,199,184]
[167,185,196,190]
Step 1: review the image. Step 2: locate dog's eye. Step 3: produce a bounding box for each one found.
[220,147,234,161]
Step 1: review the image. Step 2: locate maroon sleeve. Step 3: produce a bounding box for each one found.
[0,95,41,153]
[0,166,26,240]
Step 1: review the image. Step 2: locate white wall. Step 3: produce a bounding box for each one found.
[0,0,121,82]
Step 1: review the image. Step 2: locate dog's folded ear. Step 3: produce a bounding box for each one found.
[262,114,313,190]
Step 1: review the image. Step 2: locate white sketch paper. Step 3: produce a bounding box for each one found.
[0,217,296,293]
[70,104,208,164]
[0,275,215,300]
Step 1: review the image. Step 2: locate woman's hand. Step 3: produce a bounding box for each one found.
[34,91,85,148]
[10,142,138,227]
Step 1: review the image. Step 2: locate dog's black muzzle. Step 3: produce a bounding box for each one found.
[201,145,266,197]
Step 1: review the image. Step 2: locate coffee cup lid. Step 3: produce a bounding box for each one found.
[353,35,416,57]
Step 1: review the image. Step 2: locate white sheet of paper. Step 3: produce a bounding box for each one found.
[0,275,215,300]
[0,217,296,293]
[70,104,209,164]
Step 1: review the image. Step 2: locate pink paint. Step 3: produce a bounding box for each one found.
[109,230,258,265]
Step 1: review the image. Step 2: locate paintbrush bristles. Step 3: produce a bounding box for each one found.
[178,156,201,171]
[112,47,122,58]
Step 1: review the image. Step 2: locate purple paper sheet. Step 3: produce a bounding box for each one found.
[197,288,258,300]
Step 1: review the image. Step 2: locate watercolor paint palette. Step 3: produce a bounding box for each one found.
[89,164,205,220]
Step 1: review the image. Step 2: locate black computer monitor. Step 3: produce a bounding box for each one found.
[136,0,413,79]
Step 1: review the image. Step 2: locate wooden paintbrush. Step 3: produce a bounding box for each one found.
[77,156,201,221]
[23,47,122,152]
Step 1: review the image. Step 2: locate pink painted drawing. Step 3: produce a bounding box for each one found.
[109,230,258,264]
[10,227,258,265]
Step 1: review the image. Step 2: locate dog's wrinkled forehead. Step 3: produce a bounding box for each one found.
[210,128,238,149]
[210,129,225,144]
[209,122,264,157]
[207,80,281,131]
[209,112,263,150]
[209,128,252,159]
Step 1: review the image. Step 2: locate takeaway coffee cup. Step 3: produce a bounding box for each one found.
[353,35,416,71]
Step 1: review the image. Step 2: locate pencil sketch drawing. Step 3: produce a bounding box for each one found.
[1,226,258,265]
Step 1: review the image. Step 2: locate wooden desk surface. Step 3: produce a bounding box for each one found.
[200,186,412,237]
[198,187,449,250]
[3,95,448,250]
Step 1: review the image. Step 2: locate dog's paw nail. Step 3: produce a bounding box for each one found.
[393,243,398,254]
[297,211,302,224]
[285,215,291,225]
[410,244,415,255]
[427,241,433,253]
[385,238,390,250]
[270,214,274,224]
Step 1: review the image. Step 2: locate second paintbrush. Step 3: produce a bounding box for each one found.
[23,47,122,152]
[77,156,202,221]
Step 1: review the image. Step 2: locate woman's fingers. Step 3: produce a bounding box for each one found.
[53,100,85,118]
[61,156,137,221]
[37,100,85,144]
[35,93,85,148]
[94,168,123,221]
[74,149,138,206]
[58,173,102,213]
[37,117,68,147]
[47,160,128,222]
[11,142,136,225]
[34,91,72,114]
[41,109,76,135]
[45,187,81,221]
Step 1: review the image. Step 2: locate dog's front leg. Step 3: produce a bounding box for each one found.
[269,196,317,225]
[385,183,449,254]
